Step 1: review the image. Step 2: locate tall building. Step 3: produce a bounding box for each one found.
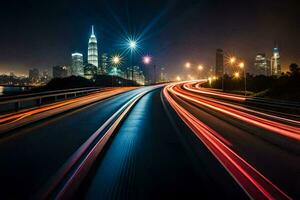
[215,49,224,77]
[255,53,269,76]
[159,67,167,82]
[41,69,51,84]
[100,53,109,75]
[270,47,281,76]
[88,25,98,68]
[71,52,84,76]
[52,66,68,78]
[29,68,39,83]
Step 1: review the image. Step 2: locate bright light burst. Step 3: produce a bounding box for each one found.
[239,62,245,69]
[143,55,151,64]
[110,54,123,67]
[234,72,240,78]
[129,40,137,49]
[185,62,191,68]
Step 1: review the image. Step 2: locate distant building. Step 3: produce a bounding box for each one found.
[270,47,281,76]
[52,66,68,78]
[88,26,98,68]
[159,67,167,82]
[255,53,269,76]
[29,68,39,83]
[215,49,224,77]
[41,69,51,84]
[100,53,109,75]
[84,63,97,80]
[71,53,84,76]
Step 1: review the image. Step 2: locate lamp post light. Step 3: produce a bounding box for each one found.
[239,62,246,96]
[223,56,236,91]
[234,72,240,78]
[185,62,191,68]
[142,55,156,84]
[128,39,137,82]
[197,65,204,79]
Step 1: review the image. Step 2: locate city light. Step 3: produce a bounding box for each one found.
[234,72,240,78]
[176,76,181,81]
[112,56,120,64]
[143,56,151,64]
[185,62,191,68]
[230,57,236,64]
[110,54,123,67]
[198,65,203,71]
[129,40,137,50]
[239,62,245,69]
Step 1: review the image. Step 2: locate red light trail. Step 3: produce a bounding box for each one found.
[163,82,295,199]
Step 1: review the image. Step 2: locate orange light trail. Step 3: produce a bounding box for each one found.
[0,88,134,125]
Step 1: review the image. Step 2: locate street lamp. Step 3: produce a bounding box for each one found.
[239,62,247,96]
[185,62,191,68]
[230,57,236,65]
[197,65,204,79]
[234,72,240,78]
[112,55,121,65]
[129,40,137,50]
[128,39,138,81]
[143,55,156,84]
[143,56,151,65]
[223,56,237,91]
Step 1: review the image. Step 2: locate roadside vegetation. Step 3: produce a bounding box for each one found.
[203,63,300,101]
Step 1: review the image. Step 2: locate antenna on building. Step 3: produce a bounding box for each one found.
[91,25,94,36]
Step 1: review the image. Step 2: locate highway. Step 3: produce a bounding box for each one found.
[0,82,299,199]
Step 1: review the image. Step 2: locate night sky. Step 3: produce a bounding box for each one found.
[0,0,299,78]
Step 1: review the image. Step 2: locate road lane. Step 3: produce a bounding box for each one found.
[165,82,300,199]
[80,88,248,199]
[0,87,151,199]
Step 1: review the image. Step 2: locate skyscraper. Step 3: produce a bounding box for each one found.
[215,49,224,77]
[88,25,98,68]
[71,52,84,76]
[255,53,269,76]
[100,53,109,75]
[29,68,39,83]
[270,47,281,76]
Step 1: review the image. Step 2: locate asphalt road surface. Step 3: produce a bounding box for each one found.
[0,83,299,199]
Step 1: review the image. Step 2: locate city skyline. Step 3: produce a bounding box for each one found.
[0,0,299,77]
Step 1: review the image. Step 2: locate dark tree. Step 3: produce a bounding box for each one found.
[289,63,300,75]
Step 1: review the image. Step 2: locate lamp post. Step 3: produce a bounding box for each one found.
[110,55,122,86]
[239,62,246,96]
[223,56,236,91]
[128,40,137,82]
[143,55,155,84]
[198,65,203,79]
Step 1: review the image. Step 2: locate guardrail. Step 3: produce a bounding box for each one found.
[0,87,107,114]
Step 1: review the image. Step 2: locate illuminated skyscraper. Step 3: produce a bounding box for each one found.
[71,52,84,76]
[100,53,109,75]
[270,47,281,76]
[88,25,98,68]
[255,53,269,76]
[215,49,224,77]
